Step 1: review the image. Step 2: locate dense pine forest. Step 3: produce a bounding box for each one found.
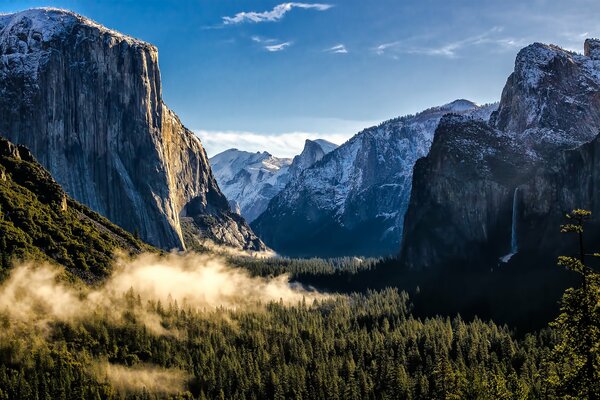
[0,289,567,399]
[0,211,597,399]
[0,280,597,400]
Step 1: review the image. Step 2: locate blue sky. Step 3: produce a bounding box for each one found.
[2,1,600,156]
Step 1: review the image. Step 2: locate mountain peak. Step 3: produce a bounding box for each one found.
[492,39,600,148]
[0,8,152,49]
[311,138,338,153]
[442,99,478,112]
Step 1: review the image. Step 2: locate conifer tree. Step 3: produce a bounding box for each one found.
[548,209,600,399]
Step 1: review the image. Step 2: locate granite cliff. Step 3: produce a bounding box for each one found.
[0,8,264,251]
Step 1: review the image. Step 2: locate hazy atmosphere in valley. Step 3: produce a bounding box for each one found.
[0,1,599,399]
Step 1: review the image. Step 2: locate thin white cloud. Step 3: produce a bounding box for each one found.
[326,44,348,54]
[375,27,525,58]
[375,42,399,56]
[265,41,292,52]
[223,3,333,25]
[195,130,350,158]
[251,36,277,44]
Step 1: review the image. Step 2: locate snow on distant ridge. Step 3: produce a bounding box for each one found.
[210,139,337,223]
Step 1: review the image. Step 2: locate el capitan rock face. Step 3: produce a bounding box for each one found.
[252,100,496,257]
[400,39,600,269]
[0,8,264,251]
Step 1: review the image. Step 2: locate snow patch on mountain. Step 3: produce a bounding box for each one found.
[0,8,153,98]
[211,139,337,223]
[492,39,600,153]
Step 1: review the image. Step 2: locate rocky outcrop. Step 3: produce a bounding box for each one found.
[288,139,338,180]
[252,100,497,257]
[584,38,600,60]
[209,139,337,223]
[400,116,536,269]
[0,8,264,250]
[401,40,600,269]
[491,41,600,152]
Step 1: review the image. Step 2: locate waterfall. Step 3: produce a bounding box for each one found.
[510,187,519,254]
[500,187,519,263]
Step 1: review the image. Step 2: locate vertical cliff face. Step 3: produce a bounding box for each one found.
[0,8,263,250]
[401,39,600,269]
[517,134,600,257]
[400,116,536,269]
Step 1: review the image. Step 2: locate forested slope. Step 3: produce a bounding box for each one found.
[0,136,150,280]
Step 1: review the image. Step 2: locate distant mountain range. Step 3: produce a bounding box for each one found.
[251,100,497,257]
[210,139,337,222]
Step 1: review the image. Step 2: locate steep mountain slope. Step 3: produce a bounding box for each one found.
[0,8,263,251]
[210,139,337,222]
[252,100,497,257]
[0,136,149,280]
[401,39,600,269]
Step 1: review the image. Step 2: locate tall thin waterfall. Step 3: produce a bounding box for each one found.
[510,187,519,254]
[500,187,519,263]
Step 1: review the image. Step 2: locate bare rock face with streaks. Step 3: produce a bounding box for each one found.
[0,8,264,251]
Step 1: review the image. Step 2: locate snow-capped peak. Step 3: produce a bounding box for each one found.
[210,139,337,223]
[441,99,479,113]
[312,139,338,154]
[492,39,600,151]
[0,8,151,47]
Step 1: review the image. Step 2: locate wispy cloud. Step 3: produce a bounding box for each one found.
[325,44,348,54]
[265,41,292,52]
[375,27,525,58]
[251,35,277,44]
[375,42,398,56]
[196,130,351,158]
[223,2,333,25]
[250,36,291,52]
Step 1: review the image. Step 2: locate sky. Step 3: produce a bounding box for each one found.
[2,0,600,157]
